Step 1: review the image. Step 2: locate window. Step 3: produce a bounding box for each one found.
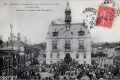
[83,53,86,58]
[50,53,53,58]
[18,46,21,51]
[76,53,79,58]
[52,40,58,50]
[52,29,58,37]
[50,61,53,64]
[78,28,84,36]
[65,40,71,50]
[78,40,84,46]
[84,61,86,64]
[78,40,84,51]
[57,53,60,58]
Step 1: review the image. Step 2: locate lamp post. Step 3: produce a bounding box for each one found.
[14,54,17,76]
[19,52,25,69]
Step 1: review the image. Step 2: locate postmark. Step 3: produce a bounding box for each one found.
[96,6,115,28]
[101,0,120,18]
[81,7,99,30]
[81,0,120,28]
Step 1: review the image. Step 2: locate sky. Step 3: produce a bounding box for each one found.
[0,0,120,44]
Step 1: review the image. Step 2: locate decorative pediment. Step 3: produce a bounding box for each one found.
[52,29,58,37]
[78,28,84,36]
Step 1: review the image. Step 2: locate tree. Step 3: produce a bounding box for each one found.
[0,40,3,45]
[104,42,110,48]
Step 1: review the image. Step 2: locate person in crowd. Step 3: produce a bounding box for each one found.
[17,58,120,80]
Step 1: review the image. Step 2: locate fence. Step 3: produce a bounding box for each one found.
[0,76,17,80]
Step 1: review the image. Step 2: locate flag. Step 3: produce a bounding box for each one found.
[10,23,13,28]
[58,18,65,23]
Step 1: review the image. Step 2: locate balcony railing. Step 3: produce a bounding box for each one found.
[78,49,84,52]
[52,49,59,52]
[64,49,72,52]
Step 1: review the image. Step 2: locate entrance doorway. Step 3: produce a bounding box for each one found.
[64,53,72,64]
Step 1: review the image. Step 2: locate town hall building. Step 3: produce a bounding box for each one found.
[46,2,92,64]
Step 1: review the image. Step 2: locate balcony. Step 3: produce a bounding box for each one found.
[52,49,59,52]
[64,49,72,52]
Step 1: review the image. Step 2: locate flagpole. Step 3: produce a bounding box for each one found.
[10,23,13,50]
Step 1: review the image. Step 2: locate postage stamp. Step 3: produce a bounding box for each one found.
[96,6,115,28]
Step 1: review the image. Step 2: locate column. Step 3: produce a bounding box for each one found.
[24,54,25,68]
[9,57,10,76]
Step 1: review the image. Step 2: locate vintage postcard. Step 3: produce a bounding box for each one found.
[0,0,120,80]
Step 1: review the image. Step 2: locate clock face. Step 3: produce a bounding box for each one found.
[67,15,70,18]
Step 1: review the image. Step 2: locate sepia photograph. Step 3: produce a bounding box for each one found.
[0,0,120,80]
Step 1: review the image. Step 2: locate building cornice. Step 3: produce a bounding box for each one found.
[46,36,92,39]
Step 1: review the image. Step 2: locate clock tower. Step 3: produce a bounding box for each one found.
[65,2,71,31]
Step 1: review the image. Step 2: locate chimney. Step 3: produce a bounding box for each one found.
[17,33,21,41]
[8,37,10,42]
[0,35,2,40]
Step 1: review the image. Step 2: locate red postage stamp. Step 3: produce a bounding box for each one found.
[96,6,115,28]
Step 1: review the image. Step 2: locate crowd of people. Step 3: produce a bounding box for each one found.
[17,65,41,79]
[17,58,41,79]
[38,59,120,80]
[16,58,120,80]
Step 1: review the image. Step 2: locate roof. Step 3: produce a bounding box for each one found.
[20,41,29,47]
[107,46,114,48]
[29,44,41,49]
[115,48,120,50]
[91,44,97,48]
[0,40,29,49]
[116,44,120,47]
[46,23,91,39]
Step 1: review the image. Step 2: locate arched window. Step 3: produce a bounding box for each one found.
[76,53,79,58]
[84,61,86,64]
[83,53,86,58]
[50,53,53,58]
[57,53,60,58]
[50,61,53,64]
[65,40,71,50]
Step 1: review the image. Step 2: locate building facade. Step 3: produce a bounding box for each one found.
[0,33,31,76]
[46,2,92,64]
